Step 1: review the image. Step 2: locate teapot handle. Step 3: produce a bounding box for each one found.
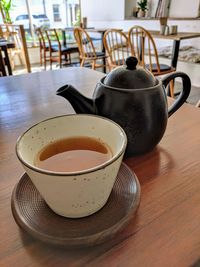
[162,72,191,117]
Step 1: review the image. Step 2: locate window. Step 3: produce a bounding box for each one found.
[53,4,61,22]
[38,14,48,19]
[16,15,28,20]
[75,4,79,21]
[10,0,80,46]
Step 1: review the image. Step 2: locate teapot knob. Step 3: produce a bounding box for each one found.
[126,56,138,70]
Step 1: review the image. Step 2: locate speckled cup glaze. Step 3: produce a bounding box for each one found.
[16,115,127,218]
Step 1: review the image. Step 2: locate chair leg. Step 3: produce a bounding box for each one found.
[9,52,15,70]
[50,55,52,70]
[59,53,62,68]
[65,53,71,64]
[169,80,174,98]
[69,53,71,64]
[44,50,46,70]
[106,58,111,72]
[49,50,52,69]
[40,48,42,66]
[64,53,68,62]
[80,59,84,67]
[0,56,7,76]
[92,60,96,70]
[18,53,24,66]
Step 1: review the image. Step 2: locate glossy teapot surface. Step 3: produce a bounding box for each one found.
[57,57,191,157]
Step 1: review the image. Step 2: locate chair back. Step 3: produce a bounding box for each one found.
[35,28,46,49]
[0,24,22,50]
[0,23,31,73]
[103,29,131,68]
[45,29,61,51]
[128,26,161,73]
[74,27,96,59]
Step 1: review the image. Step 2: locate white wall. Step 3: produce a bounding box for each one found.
[83,17,200,50]
[81,0,124,21]
[169,0,200,18]
[81,0,200,48]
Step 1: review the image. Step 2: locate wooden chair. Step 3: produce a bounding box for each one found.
[103,29,131,70]
[74,27,108,70]
[128,25,176,97]
[0,25,24,70]
[45,28,78,69]
[0,48,7,76]
[35,28,50,70]
[8,31,24,70]
[0,24,31,73]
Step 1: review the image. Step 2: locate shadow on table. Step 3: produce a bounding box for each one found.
[18,217,139,266]
[191,259,200,267]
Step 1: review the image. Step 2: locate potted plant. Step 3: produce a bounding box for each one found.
[137,0,148,17]
[0,0,12,23]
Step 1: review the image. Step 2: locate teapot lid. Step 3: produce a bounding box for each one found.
[104,56,157,89]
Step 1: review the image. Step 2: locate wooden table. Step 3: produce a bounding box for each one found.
[149,31,200,69]
[0,67,200,267]
[0,39,15,75]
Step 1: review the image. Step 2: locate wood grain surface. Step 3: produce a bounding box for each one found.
[149,31,200,41]
[0,67,200,267]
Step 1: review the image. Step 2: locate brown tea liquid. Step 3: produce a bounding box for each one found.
[34,136,113,172]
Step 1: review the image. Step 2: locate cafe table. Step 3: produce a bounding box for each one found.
[149,31,200,69]
[0,38,15,75]
[0,67,200,267]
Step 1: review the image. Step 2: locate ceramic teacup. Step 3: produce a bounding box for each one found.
[16,114,127,218]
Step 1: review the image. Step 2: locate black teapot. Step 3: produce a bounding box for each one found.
[57,57,191,157]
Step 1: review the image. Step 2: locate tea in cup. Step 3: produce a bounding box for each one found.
[16,114,127,218]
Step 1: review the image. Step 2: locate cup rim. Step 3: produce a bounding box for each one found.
[16,114,127,176]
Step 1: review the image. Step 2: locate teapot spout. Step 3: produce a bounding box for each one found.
[56,85,95,114]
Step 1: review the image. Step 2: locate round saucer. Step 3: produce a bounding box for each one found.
[11,162,140,247]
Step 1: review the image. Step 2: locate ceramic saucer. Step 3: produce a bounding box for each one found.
[11,162,140,247]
